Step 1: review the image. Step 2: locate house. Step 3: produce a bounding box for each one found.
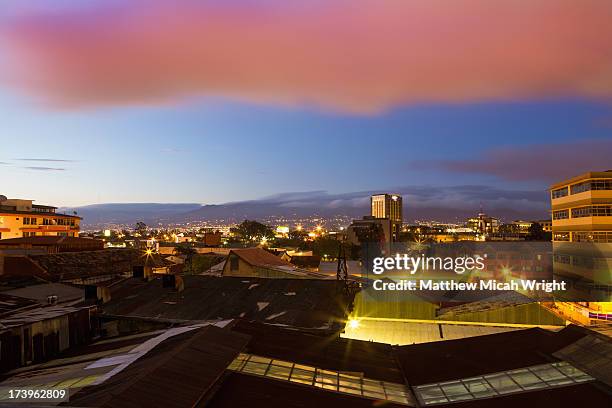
[0,300,93,372]
[222,248,300,278]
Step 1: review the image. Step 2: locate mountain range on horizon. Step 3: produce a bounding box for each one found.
[60,185,551,227]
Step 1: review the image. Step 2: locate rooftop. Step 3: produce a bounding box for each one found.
[0,293,39,318]
[550,170,612,190]
[102,275,352,329]
[67,324,250,408]
[3,283,84,305]
[0,304,92,330]
[229,247,295,268]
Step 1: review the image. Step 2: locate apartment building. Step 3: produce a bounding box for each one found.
[0,196,81,240]
[549,171,612,324]
[550,171,612,243]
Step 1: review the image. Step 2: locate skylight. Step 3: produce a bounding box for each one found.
[227,353,413,405]
[414,361,594,406]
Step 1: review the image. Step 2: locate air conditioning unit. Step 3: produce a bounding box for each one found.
[47,295,59,305]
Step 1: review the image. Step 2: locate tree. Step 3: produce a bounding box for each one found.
[312,237,341,260]
[233,220,274,242]
[135,221,148,236]
[174,243,197,273]
[499,223,520,235]
[190,254,225,274]
[526,222,546,241]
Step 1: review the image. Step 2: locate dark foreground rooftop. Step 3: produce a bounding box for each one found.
[0,319,607,408]
[102,275,353,329]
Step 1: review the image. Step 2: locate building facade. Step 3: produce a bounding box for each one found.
[549,171,612,324]
[550,171,612,243]
[0,197,80,240]
[370,194,403,241]
[467,213,500,235]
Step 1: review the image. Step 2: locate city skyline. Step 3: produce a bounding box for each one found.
[1,0,611,215]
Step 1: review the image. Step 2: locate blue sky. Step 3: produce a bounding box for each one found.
[1,91,610,208]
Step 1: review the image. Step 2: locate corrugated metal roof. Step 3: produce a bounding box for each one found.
[394,325,590,386]
[4,282,84,305]
[0,304,92,329]
[341,320,522,345]
[103,276,351,329]
[0,293,39,318]
[231,320,405,383]
[68,325,250,408]
[230,248,294,268]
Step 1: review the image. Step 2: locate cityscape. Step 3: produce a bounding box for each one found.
[1,1,612,407]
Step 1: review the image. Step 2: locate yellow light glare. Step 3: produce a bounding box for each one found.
[348,319,360,329]
[145,249,153,256]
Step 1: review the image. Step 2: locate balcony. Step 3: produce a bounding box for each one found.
[20,225,75,232]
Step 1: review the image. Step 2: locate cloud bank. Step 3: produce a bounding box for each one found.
[2,0,612,112]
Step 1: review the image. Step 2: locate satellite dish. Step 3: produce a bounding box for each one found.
[0,195,7,202]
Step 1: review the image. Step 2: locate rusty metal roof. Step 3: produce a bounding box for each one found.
[229,247,294,268]
[67,325,250,408]
[102,275,351,329]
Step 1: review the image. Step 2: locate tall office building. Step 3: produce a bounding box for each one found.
[549,171,612,324]
[371,194,403,241]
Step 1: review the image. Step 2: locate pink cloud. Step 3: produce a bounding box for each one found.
[414,138,612,182]
[2,0,612,112]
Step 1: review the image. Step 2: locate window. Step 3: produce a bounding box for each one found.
[571,207,591,218]
[553,232,570,242]
[571,206,612,218]
[551,187,568,199]
[414,361,593,406]
[570,181,591,195]
[23,217,30,225]
[570,179,612,194]
[591,179,612,190]
[553,210,569,220]
[573,231,612,243]
[591,206,612,217]
[228,353,413,405]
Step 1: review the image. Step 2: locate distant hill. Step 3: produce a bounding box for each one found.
[59,203,202,225]
[63,185,549,228]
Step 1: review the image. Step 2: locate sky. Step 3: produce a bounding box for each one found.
[0,0,611,219]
